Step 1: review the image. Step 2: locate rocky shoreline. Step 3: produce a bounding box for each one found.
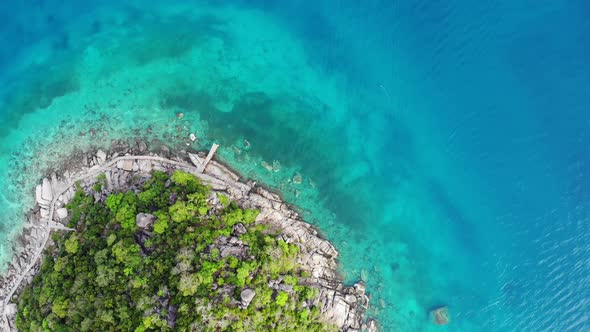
[0,140,377,332]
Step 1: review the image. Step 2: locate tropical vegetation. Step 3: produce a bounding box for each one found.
[15,170,333,331]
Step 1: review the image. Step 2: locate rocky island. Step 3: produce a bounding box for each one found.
[0,140,377,331]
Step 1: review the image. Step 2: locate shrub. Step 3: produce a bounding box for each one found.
[169,201,197,223]
[275,291,289,306]
[64,234,79,254]
[105,193,124,212]
[217,193,230,207]
[153,217,168,234]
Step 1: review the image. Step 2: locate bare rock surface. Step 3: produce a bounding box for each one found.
[136,213,156,229]
[232,223,247,236]
[56,208,68,220]
[96,150,107,164]
[35,185,49,207]
[240,288,256,308]
[41,178,53,202]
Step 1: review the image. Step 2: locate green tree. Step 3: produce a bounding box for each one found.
[178,273,200,296]
[105,193,123,212]
[64,234,79,254]
[51,297,69,318]
[275,291,289,306]
[169,201,197,223]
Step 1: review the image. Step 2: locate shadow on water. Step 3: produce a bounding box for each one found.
[158,81,421,242]
[425,178,482,255]
[160,85,377,225]
[0,63,80,140]
[0,8,232,141]
[223,0,358,78]
[126,14,230,67]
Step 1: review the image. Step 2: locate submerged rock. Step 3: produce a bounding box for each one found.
[272,160,281,172]
[366,318,378,332]
[292,173,302,185]
[354,281,366,294]
[431,306,450,325]
[360,269,369,282]
[261,161,273,171]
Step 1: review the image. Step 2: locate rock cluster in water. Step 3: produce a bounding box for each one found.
[430,306,450,325]
[0,139,377,332]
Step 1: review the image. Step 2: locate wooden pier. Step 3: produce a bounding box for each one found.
[198,143,219,173]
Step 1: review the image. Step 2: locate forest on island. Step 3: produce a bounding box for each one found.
[16,170,334,332]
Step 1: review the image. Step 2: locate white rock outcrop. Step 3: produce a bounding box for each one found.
[96,150,107,164]
[240,288,256,308]
[56,208,68,220]
[41,178,53,202]
[35,185,50,206]
[136,213,156,229]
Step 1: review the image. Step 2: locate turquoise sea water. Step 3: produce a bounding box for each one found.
[1,1,590,331]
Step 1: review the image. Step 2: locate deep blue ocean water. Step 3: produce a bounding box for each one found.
[1,1,589,331]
